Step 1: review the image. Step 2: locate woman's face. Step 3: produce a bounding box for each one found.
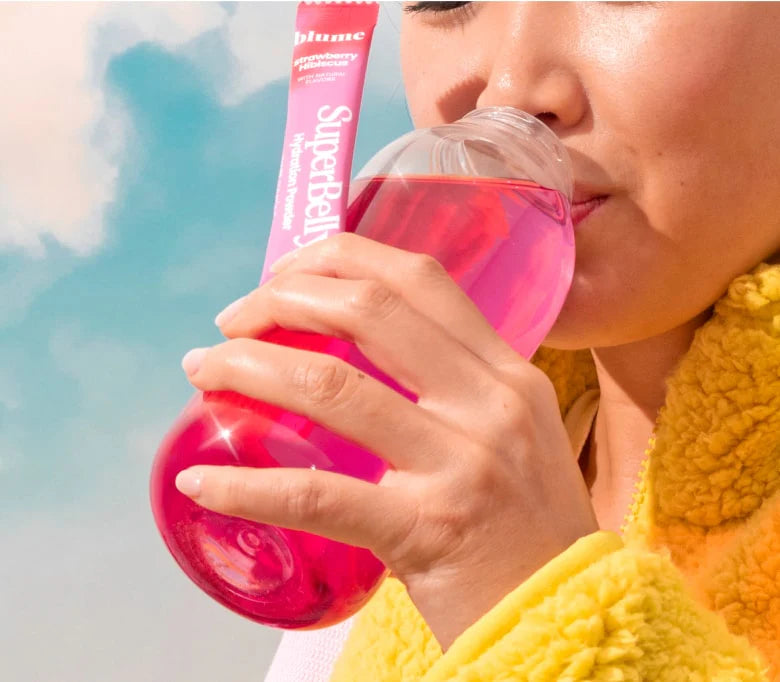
[401,2,780,349]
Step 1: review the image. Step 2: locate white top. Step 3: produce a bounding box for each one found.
[264,617,355,682]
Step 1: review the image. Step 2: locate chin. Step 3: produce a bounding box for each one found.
[541,322,601,351]
[540,307,603,351]
[540,271,608,350]
[542,318,648,352]
[540,273,651,351]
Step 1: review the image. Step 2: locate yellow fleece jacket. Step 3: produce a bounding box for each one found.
[331,263,780,681]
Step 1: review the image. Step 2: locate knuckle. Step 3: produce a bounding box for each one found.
[387,490,468,570]
[330,231,356,249]
[292,359,353,407]
[389,450,500,570]
[489,382,533,432]
[492,355,532,382]
[450,440,496,499]
[421,498,472,558]
[486,384,533,450]
[409,252,447,283]
[266,270,298,297]
[465,446,502,499]
[284,479,325,523]
[349,280,400,319]
[221,337,257,370]
[222,474,252,517]
[429,451,503,546]
[319,232,352,261]
[266,275,285,298]
[265,272,302,316]
[504,363,559,411]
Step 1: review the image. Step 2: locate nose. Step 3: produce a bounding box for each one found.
[475,3,587,134]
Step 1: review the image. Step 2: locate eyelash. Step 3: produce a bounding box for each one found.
[404,1,472,12]
[404,2,474,21]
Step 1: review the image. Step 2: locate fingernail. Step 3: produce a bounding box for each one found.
[269,250,298,273]
[175,469,202,498]
[215,296,247,327]
[181,347,207,376]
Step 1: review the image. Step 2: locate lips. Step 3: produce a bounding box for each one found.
[570,194,608,228]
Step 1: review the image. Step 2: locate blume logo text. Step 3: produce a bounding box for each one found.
[294,30,366,46]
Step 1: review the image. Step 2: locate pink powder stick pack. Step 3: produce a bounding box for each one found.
[261,1,378,283]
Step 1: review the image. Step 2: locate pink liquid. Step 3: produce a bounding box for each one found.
[150,175,573,629]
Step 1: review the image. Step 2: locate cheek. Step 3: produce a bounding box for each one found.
[549,11,768,348]
[587,7,778,266]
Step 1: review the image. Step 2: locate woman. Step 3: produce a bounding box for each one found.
[176,2,780,679]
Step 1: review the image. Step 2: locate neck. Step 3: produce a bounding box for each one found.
[583,306,713,532]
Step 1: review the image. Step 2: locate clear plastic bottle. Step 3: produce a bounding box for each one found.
[150,106,574,629]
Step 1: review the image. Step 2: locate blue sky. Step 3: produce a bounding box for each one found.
[0,3,409,679]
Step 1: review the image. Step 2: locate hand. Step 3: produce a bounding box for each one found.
[176,233,599,649]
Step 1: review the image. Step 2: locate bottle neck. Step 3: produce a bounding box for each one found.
[458,107,572,200]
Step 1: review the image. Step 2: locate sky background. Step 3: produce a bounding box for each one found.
[0,3,410,680]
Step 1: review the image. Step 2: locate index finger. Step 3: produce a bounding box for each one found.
[175,465,414,560]
[265,233,521,369]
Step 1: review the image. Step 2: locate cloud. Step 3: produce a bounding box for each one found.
[0,3,226,256]
[0,3,402,258]
[217,3,298,106]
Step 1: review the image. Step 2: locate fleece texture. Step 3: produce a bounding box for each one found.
[330,263,780,681]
